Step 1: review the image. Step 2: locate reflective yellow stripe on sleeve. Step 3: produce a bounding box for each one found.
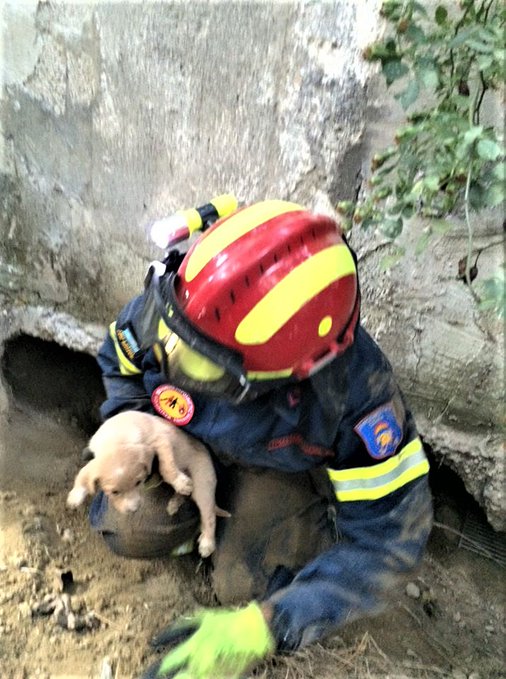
[327,438,429,502]
[109,322,142,376]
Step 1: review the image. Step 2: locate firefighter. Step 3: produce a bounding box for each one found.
[90,200,433,679]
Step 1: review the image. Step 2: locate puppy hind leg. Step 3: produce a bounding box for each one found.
[191,483,218,558]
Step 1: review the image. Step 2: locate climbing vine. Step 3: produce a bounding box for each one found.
[338,0,505,315]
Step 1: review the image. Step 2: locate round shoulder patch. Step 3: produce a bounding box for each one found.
[151,384,195,426]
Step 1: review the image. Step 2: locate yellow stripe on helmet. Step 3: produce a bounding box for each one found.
[184,200,303,282]
[235,244,356,345]
[327,438,429,502]
[246,368,294,381]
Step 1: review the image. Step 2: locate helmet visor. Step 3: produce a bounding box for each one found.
[140,264,253,402]
[161,331,253,399]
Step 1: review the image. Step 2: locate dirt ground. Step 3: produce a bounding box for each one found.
[0,404,505,679]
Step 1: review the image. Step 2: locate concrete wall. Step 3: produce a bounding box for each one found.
[1,0,380,322]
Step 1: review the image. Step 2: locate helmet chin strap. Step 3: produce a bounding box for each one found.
[309,350,350,420]
[231,378,254,404]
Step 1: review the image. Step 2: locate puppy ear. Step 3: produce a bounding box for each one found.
[82,446,95,462]
[139,446,155,476]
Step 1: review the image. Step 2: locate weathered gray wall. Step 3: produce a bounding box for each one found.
[1,1,504,529]
[1,0,380,321]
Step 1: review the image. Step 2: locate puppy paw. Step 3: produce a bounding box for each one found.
[172,473,193,496]
[67,487,87,508]
[198,534,215,558]
[167,494,184,516]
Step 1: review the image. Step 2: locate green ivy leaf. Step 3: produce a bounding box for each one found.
[405,24,426,44]
[382,59,409,85]
[477,54,494,70]
[477,138,502,161]
[435,6,448,25]
[463,126,484,146]
[417,65,439,89]
[380,246,405,271]
[493,164,505,181]
[396,79,420,109]
[484,182,505,207]
[361,217,380,230]
[380,217,404,239]
[424,176,440,192]
[479,271,505,318]
[431,219,453,234]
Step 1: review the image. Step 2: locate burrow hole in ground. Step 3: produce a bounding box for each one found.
[1,333,503,563]
[1,333,104,435]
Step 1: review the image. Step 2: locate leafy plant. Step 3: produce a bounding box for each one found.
[338,0,505,310]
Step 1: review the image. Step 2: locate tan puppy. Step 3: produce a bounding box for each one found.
[67,410,228,557]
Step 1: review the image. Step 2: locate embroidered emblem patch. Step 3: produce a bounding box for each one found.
[151,384,194,426]
[116,323,141,362]
[354,402,402,460]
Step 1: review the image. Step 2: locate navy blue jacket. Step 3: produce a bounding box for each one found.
[97,294,433,650]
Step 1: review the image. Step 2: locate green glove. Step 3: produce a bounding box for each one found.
[156,602,274,679]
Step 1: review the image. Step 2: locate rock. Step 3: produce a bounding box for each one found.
[452,670,467,679]
[10,555,28,569]
[18,602,32,619]
[61,528,74,543]
[405,582,421,599]
[100,657,113,679]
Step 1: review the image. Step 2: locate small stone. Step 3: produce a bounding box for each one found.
[405,582,421,599]
[485,625,495,633]
[18,602,32,619]
[61,529,74,543]
[452,670,466,679]
[453,611,461,622]
[66,612,76,630]
[468,673,481,679]
[10,555,28,569]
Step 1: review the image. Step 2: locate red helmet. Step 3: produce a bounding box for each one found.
[142,200,359,401]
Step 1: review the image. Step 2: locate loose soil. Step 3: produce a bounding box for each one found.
[0,405,504,679]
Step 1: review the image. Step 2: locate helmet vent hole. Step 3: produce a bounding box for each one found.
[229,290,236,304]
[259,263,264,274]
[287,244,292,253]
[214,308,221,321]
[311,228,317,239]
[273,253,278,263]
[244,275,250,288]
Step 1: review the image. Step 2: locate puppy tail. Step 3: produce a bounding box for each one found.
[215,506,231,518]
